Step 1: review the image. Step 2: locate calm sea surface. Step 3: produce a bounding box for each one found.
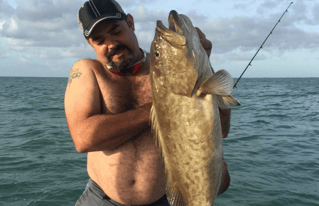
[0,77,318,206]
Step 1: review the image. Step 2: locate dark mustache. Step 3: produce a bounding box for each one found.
[107,45,130,60]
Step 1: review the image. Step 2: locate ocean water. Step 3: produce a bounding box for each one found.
[0,77,318,206]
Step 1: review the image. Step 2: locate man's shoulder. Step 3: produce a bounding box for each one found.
[72,58,104,71]
[66,58,105,90]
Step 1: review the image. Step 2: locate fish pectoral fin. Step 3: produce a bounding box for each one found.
[166,182,187,206]
[198,69,234,96]
[217,159,231,196]
[197,69,240,108]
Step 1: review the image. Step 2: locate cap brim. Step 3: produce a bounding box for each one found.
[84,14,125,39]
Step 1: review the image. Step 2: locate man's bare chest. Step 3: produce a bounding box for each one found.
[97,74,152,114]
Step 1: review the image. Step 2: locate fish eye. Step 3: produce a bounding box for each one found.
[155,51,160,57]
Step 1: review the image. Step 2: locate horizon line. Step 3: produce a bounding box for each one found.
[1,76,319,79]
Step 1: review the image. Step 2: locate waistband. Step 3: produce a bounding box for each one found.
[87,178,109,200]
[87,178,167,206]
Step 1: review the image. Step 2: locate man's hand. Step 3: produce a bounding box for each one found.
[195,27,212,57]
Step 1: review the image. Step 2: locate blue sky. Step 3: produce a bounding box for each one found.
[0,0,318,77]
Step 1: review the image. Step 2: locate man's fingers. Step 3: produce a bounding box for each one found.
[195,27,206,39]
[195,27,212,57]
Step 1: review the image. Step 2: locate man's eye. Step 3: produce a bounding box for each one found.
[112,30,121,35]
[97,40,104,45]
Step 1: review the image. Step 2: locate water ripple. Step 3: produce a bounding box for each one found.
[1,77,319,206]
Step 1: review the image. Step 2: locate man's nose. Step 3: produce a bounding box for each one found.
[105,38,119,52]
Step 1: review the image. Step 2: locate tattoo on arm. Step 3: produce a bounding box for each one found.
[68,68,82,87]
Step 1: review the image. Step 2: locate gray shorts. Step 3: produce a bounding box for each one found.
[75,178,170,206]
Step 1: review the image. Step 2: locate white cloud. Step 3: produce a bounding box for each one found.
[0,0,319,64]
[5,17,17,32]
[257,0,279,14]
[0,20,4,30]
[130,5,167,23]
[117,0,160,9]
[0,0,14,17]
[129,4,318,56]
[132,5,147,21]
[313,4,319,22]
[0,50,10,58]
[136,29,155,51]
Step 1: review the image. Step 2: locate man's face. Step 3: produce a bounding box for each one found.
[86,15,140,72]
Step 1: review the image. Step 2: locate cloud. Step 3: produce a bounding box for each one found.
[257,0,278,13]
[209,48,269,66]
[0,0,15,17]
[132,4,319,55]
[27,45,96,60]
[234,3,248,10]
[0,50,10,58]
[130,5,166,23]
[0,0,318,64]
[313,3,319,22]
[0,20,4,30]
[117,0,160,9]
[0,0,88,58]
[0,0,162,58]
[194,9,319,54]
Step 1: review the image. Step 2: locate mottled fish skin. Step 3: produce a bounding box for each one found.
[150,10,240,206]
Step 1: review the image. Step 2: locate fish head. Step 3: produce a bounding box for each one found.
[150,10,208,97]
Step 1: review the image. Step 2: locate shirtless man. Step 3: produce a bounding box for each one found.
[65,0,231,205]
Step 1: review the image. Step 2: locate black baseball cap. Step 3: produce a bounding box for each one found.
[78,0,127,39]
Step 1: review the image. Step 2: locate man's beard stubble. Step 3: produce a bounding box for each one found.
[106,44,134,73]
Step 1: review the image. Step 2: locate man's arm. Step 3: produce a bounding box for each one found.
[219,108,231,138]
[64,59,151,153]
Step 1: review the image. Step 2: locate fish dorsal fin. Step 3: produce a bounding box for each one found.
[198,69,240,109]
[166,181,187,206]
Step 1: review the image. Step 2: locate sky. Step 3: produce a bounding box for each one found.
[0,0,318,78]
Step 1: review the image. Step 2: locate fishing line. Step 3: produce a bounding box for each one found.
[232,2,293,89]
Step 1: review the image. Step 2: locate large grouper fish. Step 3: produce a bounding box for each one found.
[149,10,240,206]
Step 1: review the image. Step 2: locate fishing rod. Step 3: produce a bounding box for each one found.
[233,2,293,89]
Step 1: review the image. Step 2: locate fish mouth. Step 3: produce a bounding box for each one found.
[156,10,183,35]
[168,10,183,35]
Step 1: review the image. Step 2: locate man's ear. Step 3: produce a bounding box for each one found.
[86,39,93,48]
[126,14,135,31]
[86,38,94,49]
